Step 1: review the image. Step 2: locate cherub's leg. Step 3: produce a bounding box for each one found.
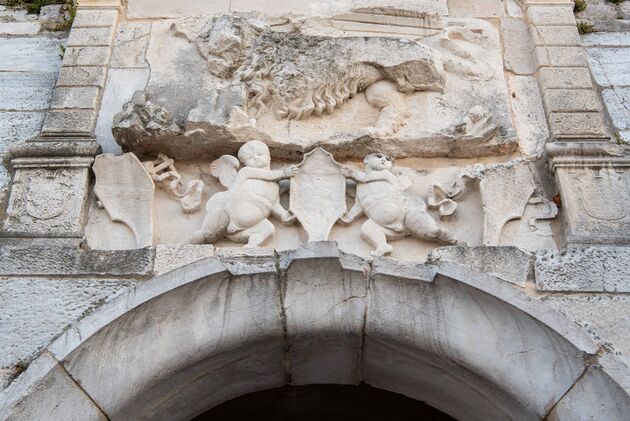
[190,206,229,244]
[361,219,394,257]
[364,80,408,137]
[404,211,457,245]
[229,218,275,248]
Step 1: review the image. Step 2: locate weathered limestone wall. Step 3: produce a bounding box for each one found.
[0,5,65,211]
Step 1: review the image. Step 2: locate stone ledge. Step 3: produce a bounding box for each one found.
[0,239,154,276]
[535,246,630,292]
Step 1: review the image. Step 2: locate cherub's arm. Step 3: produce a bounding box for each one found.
[347,169,391,183]
[244,166,298,181]
[339,199,364,225]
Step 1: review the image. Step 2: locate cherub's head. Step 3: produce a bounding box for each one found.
[238,140,271,168]
[364,153,394,171]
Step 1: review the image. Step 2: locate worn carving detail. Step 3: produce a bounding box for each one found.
[289,148,346,241]
[25,170,71,221]
[112,91,184,153]
[191,140,297,247]
[340,153,456,256]
[143,153,204,213]
[574,169,628,221]
[93,153,155,248]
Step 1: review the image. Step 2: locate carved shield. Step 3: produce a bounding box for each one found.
[576,169,628,221]
[290,148,346,241]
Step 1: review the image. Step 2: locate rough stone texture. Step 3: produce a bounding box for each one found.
[586,47,630,87]
[0,277,135,367]
[448,0,504,17]
[55,66,107,88]
[531,26,581,47]
[0,37,62,73]
[602,87,630,132]
[539,67,593,90]
[428,246,533,286]
[62,46,111,67]
[535,246,630,292]
[548,366,630,421]
[41,110,96,135]
[50,87,100,110]
[154,244,215,275]
[110,22,151,68]
[526,6,576,26]
[0,112,45,152]
[0,73,56,111]
[0,239,155,276]
[548,112,606,137]
[543,89,600,113]
[508,75,548,156]
[67,27,115,47]
[0,22,40,36]
[2,353,108,421]
[501,18,536,75]
[73,9,118,28]
[535,46,588,67]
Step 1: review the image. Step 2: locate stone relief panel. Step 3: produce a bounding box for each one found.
[109,14,516,160]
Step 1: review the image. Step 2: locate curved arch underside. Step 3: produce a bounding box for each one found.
[2,243,630,421]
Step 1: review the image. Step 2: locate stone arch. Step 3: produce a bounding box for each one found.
[1,243,629,421]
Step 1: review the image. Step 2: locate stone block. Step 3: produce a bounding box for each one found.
[50,86,100,110]
[549,112,606,137]
[0,72,56,111]
[0,37,62,73]
[508,75,549,156]
[62,46,111,67]
[447,0,504,17]
[543,89,599,113]
[126,0,229,18]
[0,21,40,35]
[1,353,108,421]
[536,46,588,67]
[55,66,107,88]
[536,247,630,292]
[501,18,536,75]
[3,166,91,237]
[110,22,151,68]
[0,279,134,368]
[41,110,96,135]
[526,5,576,26]
[547,367,630,420]
[602,87,630,132]
[73,9,118,28]
[95,67,150,153]
[582,31,630,47]
[0,239,155,276]
[280,243,369,385]
[429,246,534,286]
[586,47,630,87]
[0,112,45,152]
[154,244,215,275]
[539,67,593,89]
[531,25,581,46]
[67,26,115,47]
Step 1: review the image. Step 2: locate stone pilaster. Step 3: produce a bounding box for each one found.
[547,142,630,245]
[1,1,121,238]
[523,0,610,141]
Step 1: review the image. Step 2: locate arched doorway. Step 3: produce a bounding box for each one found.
[2,243,629,420]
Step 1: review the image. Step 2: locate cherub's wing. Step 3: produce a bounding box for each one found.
[210,155,240,188]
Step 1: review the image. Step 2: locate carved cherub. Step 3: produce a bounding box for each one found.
[340,153,457,256]
[190,140,297,247]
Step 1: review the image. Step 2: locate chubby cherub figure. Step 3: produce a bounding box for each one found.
[191,140,297,247]
[340,153,457,256]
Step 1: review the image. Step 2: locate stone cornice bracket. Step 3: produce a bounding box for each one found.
[546,141,630,246]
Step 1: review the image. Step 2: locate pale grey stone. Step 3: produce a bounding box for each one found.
[428,246,533,286]
[110,22,151,68]
[154,244,215,275]
[371,257,437,283]
[586,47,630,87]
[536,247,630,292]
[544,294,630,366]
[0,238,155,276]
[547,366,630,421]
[0,21,40,35]
[549,112,606,137]
[3,353,108,421]
[575,0,619,21]
[72,9,118,28]
[602,87,630,131]
[539,67,593,90]
[531,25,581,46]
[508,75,549,156]
[0,72,56,111]
[67,27,115,47]
[281,243,369,384]
[62,46,111,67]
[501,18,535,75]
[536,46,588,67]
[582,31,630,47]
[0,37,62,72]
[0,278,135,367]
[526,6,575,26]
[55,66,107,88]
[447,0,504,17]
[0,112,45,152]
[50,86,100,110]
[38,5,65,27]
[543,89,600,113]
[41,110,96,135]
[95,68,150,154]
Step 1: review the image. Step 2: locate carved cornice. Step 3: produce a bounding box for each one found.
[546,142,630,170]
[9,140,102,169]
